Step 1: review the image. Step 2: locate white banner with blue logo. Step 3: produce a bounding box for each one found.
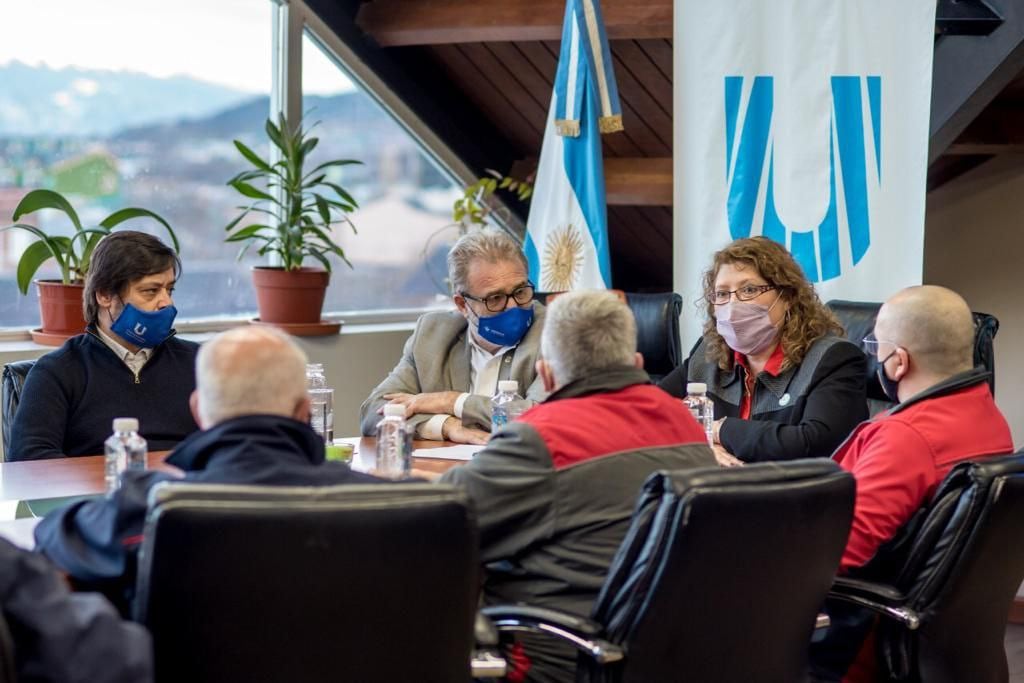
[524,0,622,292]
[673,0,937,345]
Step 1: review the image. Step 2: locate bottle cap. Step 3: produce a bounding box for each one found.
[113,417,139,432]
[498,380,519,393]
[686,382,708,395]
[383,404,406,417]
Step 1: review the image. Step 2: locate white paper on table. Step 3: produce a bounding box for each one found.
[413,444,481,461]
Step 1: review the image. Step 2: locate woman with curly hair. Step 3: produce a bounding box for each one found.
[659,237,867,465]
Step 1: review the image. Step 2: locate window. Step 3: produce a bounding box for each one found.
[0,0,463,331]
[0,0,272,329]
[301,31,462,312]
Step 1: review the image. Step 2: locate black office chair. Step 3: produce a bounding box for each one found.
[134,482,481,683]
[1,360,36,460]
[537,291,684,383]
[484,459,855,682]
[824,452,1024,683]
[827,300,998,408]
[0,610,15,683]
[624,292,683,383]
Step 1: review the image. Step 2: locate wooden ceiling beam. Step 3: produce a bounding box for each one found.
[356,0,672,46]
[945,106,1024,154]
[510,157,672,206]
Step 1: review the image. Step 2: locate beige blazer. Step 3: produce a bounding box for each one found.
[359,304,547,435]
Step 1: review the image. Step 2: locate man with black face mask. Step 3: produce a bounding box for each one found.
[9,231,198,460]
[359,229,545,444]
[810,285,1013,682]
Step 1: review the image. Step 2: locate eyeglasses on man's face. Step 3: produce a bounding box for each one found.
[709,284,776,306]
[461,282,536,313]
[862,333,900,357]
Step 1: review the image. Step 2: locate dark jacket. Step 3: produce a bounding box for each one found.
[0,537,151,682]
[659,335,867,462]
[8,328,199,461]
[34,415,383,608]
[441,366,714,682]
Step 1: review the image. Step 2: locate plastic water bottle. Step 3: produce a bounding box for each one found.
[306,363,334,442]
[104,417,148,493]
[491,380,528,432]
[684,382,715,446]
[375,404,412,477]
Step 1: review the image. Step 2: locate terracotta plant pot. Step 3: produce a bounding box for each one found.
[32,280,87,346]
[251,266,329,325]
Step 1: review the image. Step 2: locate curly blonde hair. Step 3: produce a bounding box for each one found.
[701,237,843,371]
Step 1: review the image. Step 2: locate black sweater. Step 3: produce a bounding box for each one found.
[659,335,868,461]
[8,329,199,460]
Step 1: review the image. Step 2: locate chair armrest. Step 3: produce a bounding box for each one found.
[481,605,624,664]
[828,576,921,630]
[475,612,499,646]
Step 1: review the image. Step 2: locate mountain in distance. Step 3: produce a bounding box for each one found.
[0,60,254,138]
[114,92,380,143]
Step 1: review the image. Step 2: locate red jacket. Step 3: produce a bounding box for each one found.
[834,372,1012,573]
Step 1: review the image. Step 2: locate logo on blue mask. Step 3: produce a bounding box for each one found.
[111,303,177,348]
[475,305,534,347]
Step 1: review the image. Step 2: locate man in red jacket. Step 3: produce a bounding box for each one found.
[812,285,1013,681]
[441,289,714,682]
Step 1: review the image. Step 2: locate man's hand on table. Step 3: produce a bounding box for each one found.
[441,416,489,445]
[382,391,461,417]
[409,468,442,482]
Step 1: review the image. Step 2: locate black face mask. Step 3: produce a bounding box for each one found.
[877,349,900,401]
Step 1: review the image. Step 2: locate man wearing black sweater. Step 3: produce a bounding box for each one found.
[9,231,199,460]
[35,326,383,611]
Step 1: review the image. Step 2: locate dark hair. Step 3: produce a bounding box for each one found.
[701,236,842,371]
[83,231,181,325]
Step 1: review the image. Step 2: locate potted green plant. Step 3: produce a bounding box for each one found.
[1,189,177,345]
[224,114,361,327]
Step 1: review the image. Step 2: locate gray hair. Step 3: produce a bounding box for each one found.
[447,228,527,295]
[541,290,637,386]
[195,326,309,427]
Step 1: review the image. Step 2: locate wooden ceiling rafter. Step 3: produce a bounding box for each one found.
[509,157,672,206]
[356,0,672,46]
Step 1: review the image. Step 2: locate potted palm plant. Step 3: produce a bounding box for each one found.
[224,114,361,328]
[1,189,178,345]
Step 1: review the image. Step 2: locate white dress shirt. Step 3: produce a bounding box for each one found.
[96,328,152,381]
[418,330,515,440]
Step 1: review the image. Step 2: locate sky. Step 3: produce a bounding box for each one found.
[0,0,353,95]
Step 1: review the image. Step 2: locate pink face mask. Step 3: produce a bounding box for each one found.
[715,296,781,356]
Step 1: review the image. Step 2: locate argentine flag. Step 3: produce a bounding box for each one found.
[524,0,622,291]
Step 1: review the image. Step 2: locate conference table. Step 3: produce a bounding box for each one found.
[0,439,832,636]
[0,437,470,549]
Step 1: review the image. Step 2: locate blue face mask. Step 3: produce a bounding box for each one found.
[110,303,177,348]
[474,305,534,347]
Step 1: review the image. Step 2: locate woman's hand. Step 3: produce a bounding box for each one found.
[711,417,725,444]
[712,443,744,467]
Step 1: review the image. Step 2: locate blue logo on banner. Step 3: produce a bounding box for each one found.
[725,76,881,282]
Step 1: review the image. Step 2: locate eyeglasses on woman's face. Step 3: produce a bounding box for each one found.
[709,284,776,306]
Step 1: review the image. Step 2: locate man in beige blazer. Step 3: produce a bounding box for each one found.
[360,229,546,444]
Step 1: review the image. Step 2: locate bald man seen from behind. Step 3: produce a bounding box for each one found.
[34,326,385,613]
[810,285,1014,682]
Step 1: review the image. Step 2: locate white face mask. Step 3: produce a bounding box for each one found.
[715,296,781,355]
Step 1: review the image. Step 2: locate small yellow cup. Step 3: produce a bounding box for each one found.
[325,442,355,463]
